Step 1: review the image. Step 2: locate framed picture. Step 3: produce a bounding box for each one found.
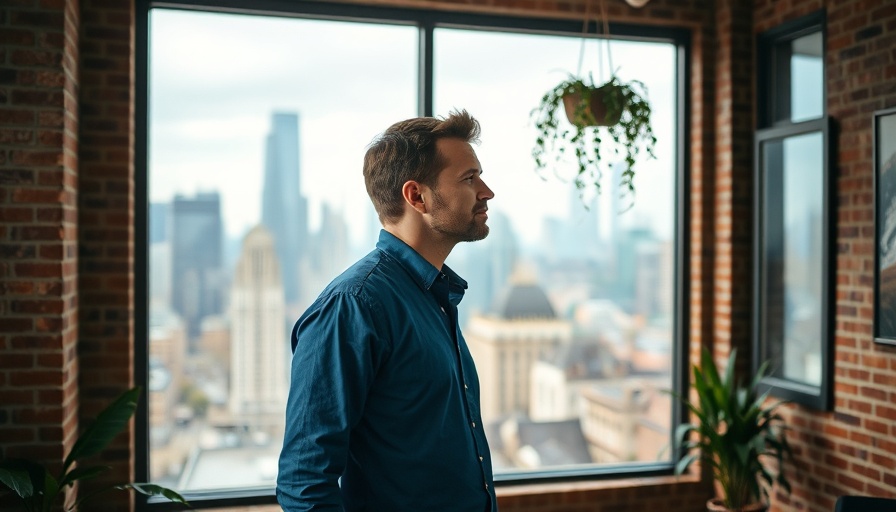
[874,107,896,345]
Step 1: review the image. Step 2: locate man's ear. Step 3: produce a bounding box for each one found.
[401,180,427,214]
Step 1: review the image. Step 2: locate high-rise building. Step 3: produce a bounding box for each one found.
[529,335,624,421]
[171,191,224,343]
[300,203,350,307]
[579,376,670,463]
[466,269,572,422]
[150,202,169,244]
[261,112,308,305]
[453,210,518,325]
[228,225,288,428]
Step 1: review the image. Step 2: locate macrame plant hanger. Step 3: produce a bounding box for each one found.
[576,0,615,84]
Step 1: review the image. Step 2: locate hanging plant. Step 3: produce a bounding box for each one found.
[530,0,657,200]
[532,74,656,197]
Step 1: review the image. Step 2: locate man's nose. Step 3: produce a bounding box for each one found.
[479,180,494,200]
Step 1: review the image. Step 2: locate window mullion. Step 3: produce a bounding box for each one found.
[418,22,434,117]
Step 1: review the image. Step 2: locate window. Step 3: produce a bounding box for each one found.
[754,11,832,410]
[138,2,689,506]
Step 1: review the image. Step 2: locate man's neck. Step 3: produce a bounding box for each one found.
[383,224,453,270]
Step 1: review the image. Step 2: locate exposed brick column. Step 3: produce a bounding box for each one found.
[77,0,136,509]
[712,0,754,374]
[0,0,81,509]
[689,6,717,370]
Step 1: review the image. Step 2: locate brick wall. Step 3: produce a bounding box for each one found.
[712,0,754,377]
[76,0,136,509]
[2,0,895,511]
[0,0,80,510]
[751,1,896,511]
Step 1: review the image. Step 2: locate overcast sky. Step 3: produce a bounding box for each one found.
[148,8,677,247]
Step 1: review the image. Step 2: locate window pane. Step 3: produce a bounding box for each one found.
[434,28,677,473]
[774,31,823,123]
[148,9,416,493]
[790,32,824,122]
[760,132,824,386]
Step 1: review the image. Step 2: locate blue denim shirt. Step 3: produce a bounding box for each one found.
[277,230,497,512]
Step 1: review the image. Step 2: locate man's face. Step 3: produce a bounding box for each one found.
[427,137,495,243]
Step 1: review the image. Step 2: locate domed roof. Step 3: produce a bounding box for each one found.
[490,276,556,320]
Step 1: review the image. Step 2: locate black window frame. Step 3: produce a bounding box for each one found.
[753,10,833,411]
[135,1,692,508]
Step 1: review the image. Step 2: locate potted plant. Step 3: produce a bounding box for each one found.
[0,387,189,511]
[670,349,793,512]
[531,72,656,198]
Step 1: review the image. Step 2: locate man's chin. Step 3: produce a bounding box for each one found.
[462,225,489,242]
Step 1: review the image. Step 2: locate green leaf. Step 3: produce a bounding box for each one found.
[39,471,58,512]
[120,483,190,506]
[58,464,110,489]
[666,348,793,506]
[64,387,141,473]
[0,466,34,499]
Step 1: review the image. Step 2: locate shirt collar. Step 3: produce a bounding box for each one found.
[375,230,468,303]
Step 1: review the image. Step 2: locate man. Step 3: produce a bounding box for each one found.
[277,110,497,511]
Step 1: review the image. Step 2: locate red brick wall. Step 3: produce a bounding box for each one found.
[3,0,894,511]
[712,0,754,376]
[751,1,896,511]
[76,0,136,509]
[0,0,80,509]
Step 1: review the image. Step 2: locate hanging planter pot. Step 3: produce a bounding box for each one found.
[529,0,655,199]
[561,80,626,127]
[531,75,655,196]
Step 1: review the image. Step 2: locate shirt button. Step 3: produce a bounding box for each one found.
[485,483,489,490]
[464,383,468,389]
[479,455,484,461]
[472,422,476,428]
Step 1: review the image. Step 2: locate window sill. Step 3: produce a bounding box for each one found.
[496,474,709,510]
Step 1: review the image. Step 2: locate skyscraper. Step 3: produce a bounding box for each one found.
[466,269,571,421]
[299,204,350,307]
[261,112,308,304]
[170,191,224,344]
[229,225,288,426]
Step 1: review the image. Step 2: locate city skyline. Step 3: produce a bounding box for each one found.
[146,7,680,493]
[148,8,677,246]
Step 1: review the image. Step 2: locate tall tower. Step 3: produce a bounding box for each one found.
[466,268,572,422]
[229,225,288,427]
[170,192,223,344]
[300,204,350,307]
[261,112,308,304]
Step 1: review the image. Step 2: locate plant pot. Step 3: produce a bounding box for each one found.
[706,498,768,512]
[561,83,625,127]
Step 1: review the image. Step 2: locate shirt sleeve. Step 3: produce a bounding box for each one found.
[277,291,385,511]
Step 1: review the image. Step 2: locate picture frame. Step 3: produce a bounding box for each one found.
[874,107,896,345]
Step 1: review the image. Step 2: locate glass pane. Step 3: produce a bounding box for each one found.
[148,9,416,493]
[790,32,824,122]
[760,131,824,386]
[434,28,677,472]
[775,31,823,123]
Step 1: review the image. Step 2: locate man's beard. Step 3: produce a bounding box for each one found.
[429,189,489,243]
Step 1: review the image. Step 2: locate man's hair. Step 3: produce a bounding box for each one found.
[363,109,481,223]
